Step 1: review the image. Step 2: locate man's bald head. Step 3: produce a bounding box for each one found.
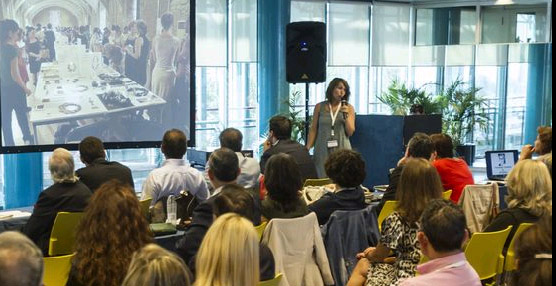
[161,129,188,159]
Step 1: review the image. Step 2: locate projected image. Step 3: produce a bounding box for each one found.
[0,0,192,148]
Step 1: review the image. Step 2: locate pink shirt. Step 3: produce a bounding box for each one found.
[400,253,481,286]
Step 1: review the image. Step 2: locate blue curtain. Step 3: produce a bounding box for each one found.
[4,153,43,209]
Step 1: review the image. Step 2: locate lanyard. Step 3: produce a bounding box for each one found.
[329,103,341,137]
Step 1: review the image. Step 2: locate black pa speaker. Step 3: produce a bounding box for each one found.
[286,21,327,83]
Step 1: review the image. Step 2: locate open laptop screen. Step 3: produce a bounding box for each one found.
[485,150,519,179]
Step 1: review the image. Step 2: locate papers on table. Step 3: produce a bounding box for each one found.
[0,210,32,220]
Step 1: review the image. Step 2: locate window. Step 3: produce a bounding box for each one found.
[516,13,536,43]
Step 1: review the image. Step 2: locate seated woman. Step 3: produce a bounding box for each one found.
[308,149,367,225]
[520,126,552,161]
[483,159,552,252]
[430,134,475,203]
[67,180,153,286]
[195,213,259,286]
[511,215,551,286]
[122,244,192,286]
[347,158,443,286]
[261,153,309,220]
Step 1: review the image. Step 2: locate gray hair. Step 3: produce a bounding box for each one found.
[49,148,78,183]
[0,231,44,286]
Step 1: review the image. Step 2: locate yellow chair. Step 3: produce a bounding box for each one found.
[259,273,284,286]
[303,178,332,188]
[504,223,534,272]
[139,198,153,220]
[377,201,397,232]
[49,212,84,256]
[464,226,512,284]
[255,221,268,241]
[43,253,74,286]
[442,190,453,200]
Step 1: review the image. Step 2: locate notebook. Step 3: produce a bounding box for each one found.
[485,150,519,181]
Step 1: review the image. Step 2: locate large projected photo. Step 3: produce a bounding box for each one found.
[0,0,193,151]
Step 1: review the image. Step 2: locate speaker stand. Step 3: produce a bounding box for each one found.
[304,83,310,144]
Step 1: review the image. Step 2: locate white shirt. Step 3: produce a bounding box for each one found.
[204,152,261,191]
[141,159,209,205]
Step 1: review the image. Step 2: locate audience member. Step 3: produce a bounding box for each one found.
[175,148,261,271]
[262,153,309,220]
[195,213,260,286]
[511,215,552,286]
[185,185,276,281]
[430,133,475,202]
[409,104,424,115]
[76,136,134,192]
[377,132,435,213]
[67,181,153,286]
[23,148,92,255]
[216,128,260,189]
[540,153,552,178]
[141,129,209,206]
[0,231,43,286]
[347,158,443,286]
[121,244,192,286]
[520,126,552,160]
[308,149,367,225]
[484,159,552,252]
[400,199,481,286]
[260,115,318,182]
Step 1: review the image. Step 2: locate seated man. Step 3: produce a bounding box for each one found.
[308,149,367,225]
[141,129,209,206]
[206,128,260,191]
[0,231,43,286]
[377,132,435,214]
[175,148,261,269]
[260,115,318,182]
[400,199,481,286]
[76,136,134,192]
[23,148,92,255]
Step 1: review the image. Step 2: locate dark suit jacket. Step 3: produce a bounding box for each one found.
[75,158,134,191]
[260,139,318,182]
[376,165,404,215]
[175,188,262,276]
[23,181,92,255]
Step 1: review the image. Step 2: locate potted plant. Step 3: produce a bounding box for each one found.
[377,79,444,115]
[439,79,489,165]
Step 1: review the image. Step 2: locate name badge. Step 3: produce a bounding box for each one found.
[327,140,339,148]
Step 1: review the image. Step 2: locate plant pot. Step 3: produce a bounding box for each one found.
[456,145,476,166]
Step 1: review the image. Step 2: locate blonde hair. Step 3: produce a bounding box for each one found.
[195,213,259,286]
[506,159,552,217]
[122,244,191,286]
[49,148,78,183]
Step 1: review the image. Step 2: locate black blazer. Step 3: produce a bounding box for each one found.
[75,158,134,191]
[308,186,367,225]
[376,165,404,215]
[260,139,318,182]
[23,181,92,255]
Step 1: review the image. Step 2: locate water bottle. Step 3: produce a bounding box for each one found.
[166,195,177,225]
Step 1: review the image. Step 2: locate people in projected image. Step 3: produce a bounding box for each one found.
[498,153,507,166]
[125,20,150,86]
[26,27,43,86]
[491,153,514,175]
[0,19,34,146]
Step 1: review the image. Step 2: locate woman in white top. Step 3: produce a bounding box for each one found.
[146,12,181,126]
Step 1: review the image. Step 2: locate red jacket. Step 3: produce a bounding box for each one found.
[433,158,475,203]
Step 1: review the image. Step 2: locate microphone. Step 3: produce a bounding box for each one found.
[341,99,348,119]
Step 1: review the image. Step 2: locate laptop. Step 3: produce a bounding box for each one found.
[485,150,519,181]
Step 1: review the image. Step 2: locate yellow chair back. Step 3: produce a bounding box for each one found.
[443,190,453,200]
[377,201,397,232]
[303,178,332,188]
[48,212,84,256]
[255,221,268,241]
[464,226,512,281]
[259,273,284,286]
[43,253,74,286]
[139,198,153,220]
[504,223,534,272]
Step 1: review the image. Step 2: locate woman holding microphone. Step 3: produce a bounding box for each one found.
[306,78,356,178]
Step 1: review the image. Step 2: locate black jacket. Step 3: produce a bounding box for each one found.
[23,181,92,255]
[175,188,263,276]
[376,165,404,215]
[260,139,318,182]
[75,158,134,191]
[308,186,367,225]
